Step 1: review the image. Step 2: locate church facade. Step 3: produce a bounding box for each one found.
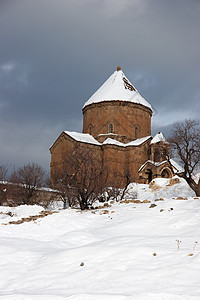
[50,67,180,188]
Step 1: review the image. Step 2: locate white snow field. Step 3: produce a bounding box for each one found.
[0,176,200,300]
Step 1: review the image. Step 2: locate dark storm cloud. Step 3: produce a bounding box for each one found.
[0,0,199,170]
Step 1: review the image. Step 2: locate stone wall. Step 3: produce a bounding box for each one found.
[50,131,151,188]
[82,101,152,142]
[50,100,153,189]
[101,140,150,186]
[50,132,102,186]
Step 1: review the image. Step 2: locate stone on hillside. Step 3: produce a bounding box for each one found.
[155,198,164,202]
[149,204,157,208]
[168,177,180,186]
[149,181,161,190]
[176,197,187,200]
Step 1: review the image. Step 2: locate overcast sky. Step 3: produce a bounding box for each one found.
[0,0,199,171]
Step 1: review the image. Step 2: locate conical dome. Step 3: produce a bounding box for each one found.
[83,67,152,111]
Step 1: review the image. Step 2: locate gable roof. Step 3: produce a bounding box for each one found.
[64,131,101,146]
[49,131,101,151]
[170,159,183,173]
[138,159,183,173]
[83,67,152,111]
[150,132,168,144]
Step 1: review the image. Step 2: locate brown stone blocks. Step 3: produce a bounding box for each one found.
[82,101,152,141]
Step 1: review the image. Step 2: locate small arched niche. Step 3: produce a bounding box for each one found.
[88,124,93,135]
[161,168,170,178]
[109,123,114,133]
[135,126,139,139]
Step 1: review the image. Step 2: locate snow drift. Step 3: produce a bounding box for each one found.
[0,177,200,299]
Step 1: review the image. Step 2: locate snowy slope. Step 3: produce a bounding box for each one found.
[0,177,200,300]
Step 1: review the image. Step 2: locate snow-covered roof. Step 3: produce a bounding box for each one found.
[150,132,168,144]
[138,159,183,173]
[102,136,151,147]
[138,160,168,172]
[63,131,151,147]
[83,67,152,111]
[64,131,101,146]
[170,159,183,173]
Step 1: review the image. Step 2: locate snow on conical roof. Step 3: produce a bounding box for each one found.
[83,67,152,111]
[150,132,168,144]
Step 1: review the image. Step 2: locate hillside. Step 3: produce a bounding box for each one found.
[0,177,200,300]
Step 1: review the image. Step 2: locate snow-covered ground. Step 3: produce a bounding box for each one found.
[0,176,200,300]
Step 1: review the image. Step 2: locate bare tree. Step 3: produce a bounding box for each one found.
[9,163,46,204]
[52,176,77,209]
[120,169,135,201]
[0,164,9,205]
[0,164,9,181]
[168,119,200,196]
[101,186,121,203]
[52,146,109,210]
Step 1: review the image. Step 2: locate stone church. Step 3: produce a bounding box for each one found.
[50,67,180,187]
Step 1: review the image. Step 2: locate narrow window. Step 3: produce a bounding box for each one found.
[89,125,92,135]
[154,148,160,162]
[135,127,138,139]
[109,124,113,133]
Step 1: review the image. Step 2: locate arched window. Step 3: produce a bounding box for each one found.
[161,169,170,178]
[135,127,138,139]
[147,169,152,183]
[154,148,160,162]
[109,124,113,133]
[88,125,92,135]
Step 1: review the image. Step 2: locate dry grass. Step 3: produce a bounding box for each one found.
[119,199,151,204]
[2,210,58,225]
[0,211,14,217]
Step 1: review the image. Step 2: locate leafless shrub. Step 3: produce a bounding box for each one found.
[9,163,46,205]
[52,145,109,210]
[0,164,9,181]
[168,119,200,196]
[120,169,135,201]
[0,182,7,205]
[101,186,121,202]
